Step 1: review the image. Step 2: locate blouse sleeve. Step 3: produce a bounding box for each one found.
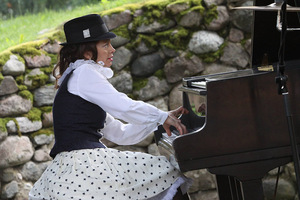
[100,113,159,145]
[69,64,168,125]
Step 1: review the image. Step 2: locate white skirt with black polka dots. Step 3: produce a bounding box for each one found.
[29,148,192,200]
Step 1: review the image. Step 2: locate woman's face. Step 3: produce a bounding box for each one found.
[96,39,115,67]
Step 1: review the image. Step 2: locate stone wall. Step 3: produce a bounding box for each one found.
[0,0,297,199]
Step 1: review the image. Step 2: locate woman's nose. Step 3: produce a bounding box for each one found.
[110,44,116,53]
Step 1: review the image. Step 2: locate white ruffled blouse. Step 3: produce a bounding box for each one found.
[58,59,168,145]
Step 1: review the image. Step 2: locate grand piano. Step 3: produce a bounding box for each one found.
[154,0,300,199]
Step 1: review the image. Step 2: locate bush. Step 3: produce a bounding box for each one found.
[0,0,102,19]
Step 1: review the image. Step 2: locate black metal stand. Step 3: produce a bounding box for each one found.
[275,0,300,196]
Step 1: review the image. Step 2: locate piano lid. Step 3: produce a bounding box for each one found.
[251,0,300,67]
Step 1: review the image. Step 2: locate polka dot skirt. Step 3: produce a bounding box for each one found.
[29,148,191,200]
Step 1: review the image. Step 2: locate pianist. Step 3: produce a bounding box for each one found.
[29,14,192,200]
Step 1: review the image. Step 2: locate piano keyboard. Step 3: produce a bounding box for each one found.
[191,81,206,88]
[190,78,218,89]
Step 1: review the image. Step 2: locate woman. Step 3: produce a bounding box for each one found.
[29,14,191,200]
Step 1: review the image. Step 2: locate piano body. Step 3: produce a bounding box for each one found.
[154,0,300,199]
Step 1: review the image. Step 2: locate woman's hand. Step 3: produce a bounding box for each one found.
[163,106,189,136]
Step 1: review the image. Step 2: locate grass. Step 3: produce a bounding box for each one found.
[0,0,145,53]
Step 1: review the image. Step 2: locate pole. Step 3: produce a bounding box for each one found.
[275,0,300,196]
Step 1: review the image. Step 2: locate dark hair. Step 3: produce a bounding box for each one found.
[53,41,98,88]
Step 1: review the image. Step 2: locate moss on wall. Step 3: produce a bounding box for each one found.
[132,34,159,49]
[13,118,21,136]
[133,77,148,91]
[142,0,172,11]
[25,107,42,122]
[179,4,204,17]
[18,90,33,102]
[154,69,165,80]
[9,40,48,57]
[27,73,49,89]
[16,75,24,85]
[40,29,65,44]
[111,24,131,39]
[0,118,21,136]
[198,41,227,63]
[30,127,54,137]
[131,0,175,28]
[101,7,127,16]
[0,48,26,67]
[0,73,4,82]
[100,1,145,17]
[203,4,218,25]
[0,118,8,133]
[40,65,54,75]
[40,106,52,114]
[167,0,189,8]
[11,46,41,57]
[0,0,229,123]
[17,85,28,91]
[156,27,190,50]
[0,52,12,67]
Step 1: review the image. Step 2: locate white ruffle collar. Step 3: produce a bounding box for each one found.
[57,59,114,86]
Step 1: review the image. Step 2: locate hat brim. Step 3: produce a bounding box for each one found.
[60,32,117,46]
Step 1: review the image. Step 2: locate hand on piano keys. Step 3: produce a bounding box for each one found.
[162,106,189,136]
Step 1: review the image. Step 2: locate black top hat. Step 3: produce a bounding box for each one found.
[60,14,116,46]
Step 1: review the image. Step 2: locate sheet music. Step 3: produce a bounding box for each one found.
[191,81,206,88]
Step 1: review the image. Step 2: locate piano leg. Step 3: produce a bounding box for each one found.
[229,177,243,200]
[216,175,243,200]
[216,175,264,200]
[216,175,232,200]
[210,158,291,200]
[240,179,264,200]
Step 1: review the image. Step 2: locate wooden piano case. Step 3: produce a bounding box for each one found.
[154,0,300,199]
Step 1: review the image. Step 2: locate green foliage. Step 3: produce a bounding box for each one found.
[41,30,65,44]
[167,0,201,9]
[40,65,55,75]
[131,15,149,28]
[101,6,127,16]
[154,69,165,80]
[30,127,54,137]
[179,5,204,17]
[203,4,218,25]
[0,118,8,133]
[0,0,102,18]
[27,73,49,89]
[156,27,190,50]
[134,34,158,49]
[17,84,28,91]
[130,0,174,29]
[133,77,148,91]
[198,41,227,63]
[18,90,33,102]
[15,75,24,84]
[142,0,171,11]
[0,51,12,66]
[111,24,130,39]
[9,40,47,57]
[11,46,41,57]
[26,107,42,122]
[40,106,53,113]
[0,118,20,135]
[191,0,202,6]
[0,0,144,52]
[0,72,3,81]
[167,0,190,7]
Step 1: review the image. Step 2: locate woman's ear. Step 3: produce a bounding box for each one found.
[84,51,92,60]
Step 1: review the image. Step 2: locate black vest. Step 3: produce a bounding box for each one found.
[50,69,106,158]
